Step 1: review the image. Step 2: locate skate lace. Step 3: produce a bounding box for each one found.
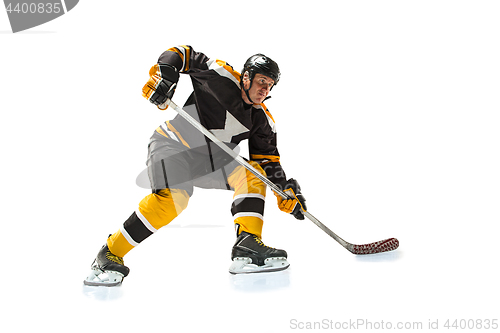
[106,251,125,265]
[254,236,274,249]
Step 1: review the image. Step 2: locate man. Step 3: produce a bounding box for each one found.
[84,45,307,286]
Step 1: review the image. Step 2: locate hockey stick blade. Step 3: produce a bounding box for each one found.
[348,238,399,255]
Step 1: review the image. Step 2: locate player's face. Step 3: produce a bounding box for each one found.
[242,73,275,104]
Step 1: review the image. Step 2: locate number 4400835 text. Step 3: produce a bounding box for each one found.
[6,3,63,14]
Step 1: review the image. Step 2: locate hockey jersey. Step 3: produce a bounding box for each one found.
[147,45,286,186]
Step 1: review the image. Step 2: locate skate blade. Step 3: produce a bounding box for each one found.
[83,268,124,287]
[229,257,290,275]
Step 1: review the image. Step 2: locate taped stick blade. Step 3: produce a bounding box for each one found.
[350,238,399,255]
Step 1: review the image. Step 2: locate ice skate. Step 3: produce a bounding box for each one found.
[83,244,130,287]
[229,231,289,274]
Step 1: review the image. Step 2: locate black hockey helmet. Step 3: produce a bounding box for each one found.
[241,54,280,87]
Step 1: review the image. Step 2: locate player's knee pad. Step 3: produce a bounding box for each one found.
[138,188,190,230]
[228,161,267,197]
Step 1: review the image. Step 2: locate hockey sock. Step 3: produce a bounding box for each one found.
[107,229,134,258]
[107,188,190,257]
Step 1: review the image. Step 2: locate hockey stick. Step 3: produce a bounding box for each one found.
[166,99,399,255]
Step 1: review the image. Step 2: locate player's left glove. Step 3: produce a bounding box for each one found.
[142,63,179,110]
[275,178,307,220]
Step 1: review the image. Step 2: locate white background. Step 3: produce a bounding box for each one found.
[1,1,499,332]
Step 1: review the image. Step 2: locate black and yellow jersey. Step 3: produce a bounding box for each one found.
[147,45,286,186]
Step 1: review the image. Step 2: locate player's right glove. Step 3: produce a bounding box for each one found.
[275,178,307,220]
[142,63,179,110]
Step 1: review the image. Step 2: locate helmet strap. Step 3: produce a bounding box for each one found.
[242,71,255,104]
[244,87,254,104]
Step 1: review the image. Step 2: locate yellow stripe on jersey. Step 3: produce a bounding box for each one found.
[215,59,241,82]
[264,110,275,123]
[255,103,275,123]
[166,45,193,72]
[167,46,185,66]
[181,45,191,71]
[251,154,281,163]
[166,121,190,148]
[155,126,169,138]
[253,103,277,133]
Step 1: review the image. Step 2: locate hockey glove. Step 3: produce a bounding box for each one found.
[142,63,179,110]
[275,178,307,220]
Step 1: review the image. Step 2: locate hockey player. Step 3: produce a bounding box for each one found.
[84,45,307,286]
